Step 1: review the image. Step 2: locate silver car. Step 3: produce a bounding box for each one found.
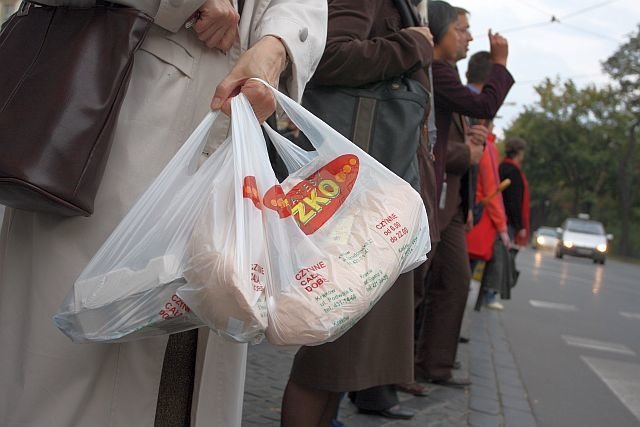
[555,218,613,265]
[532,226,560,250]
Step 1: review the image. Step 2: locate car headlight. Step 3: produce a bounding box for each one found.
[537,236,545,245]
[563,240,574,248]
[597,243,607,252]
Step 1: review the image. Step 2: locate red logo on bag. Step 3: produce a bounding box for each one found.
[263,154,359,234]
[263,185,292,218]
[243,176,261,209]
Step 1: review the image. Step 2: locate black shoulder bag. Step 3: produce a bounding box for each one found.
[299,0,430,192]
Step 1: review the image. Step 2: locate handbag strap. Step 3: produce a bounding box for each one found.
[393,0,420,28]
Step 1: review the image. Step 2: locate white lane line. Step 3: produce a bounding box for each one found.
[582,357,640,423]
[562,335,636,356]
[620,312,640,320]
[529,299,577,311]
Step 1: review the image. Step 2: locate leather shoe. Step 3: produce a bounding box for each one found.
[459,336,470,343]
[427,377,471,388]
[359,404,416,420]
[397,382,430,397]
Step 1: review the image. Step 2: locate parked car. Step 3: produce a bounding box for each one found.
[532,226,560,250]
[555,218,613,264]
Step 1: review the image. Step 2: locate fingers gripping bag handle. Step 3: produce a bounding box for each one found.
[177,95,279,343]
[54,112,229,343]
[247,80,432,346]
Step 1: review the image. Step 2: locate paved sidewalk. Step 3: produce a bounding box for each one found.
[243,283,538,426]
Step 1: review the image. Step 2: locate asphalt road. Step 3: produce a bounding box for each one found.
[501,247,640,427]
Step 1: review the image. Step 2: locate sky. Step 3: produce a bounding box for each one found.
[452,0,640,137]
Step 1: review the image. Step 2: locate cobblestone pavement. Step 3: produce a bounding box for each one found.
[243,283,538,427]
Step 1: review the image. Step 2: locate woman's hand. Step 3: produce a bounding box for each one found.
[468,124,489,147]
[193,0,240,52]
[211,35,288,122]
[499,231,511,249]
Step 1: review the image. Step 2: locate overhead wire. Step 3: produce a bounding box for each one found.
[511,0,555,17]
[476,0,624,41]
[559,0,621,20]
[556,22,622,43]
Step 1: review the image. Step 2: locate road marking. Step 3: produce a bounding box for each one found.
[562,335,636,356]
[620,312,640,320]
[582,357,640,423]
[529,299,577,311]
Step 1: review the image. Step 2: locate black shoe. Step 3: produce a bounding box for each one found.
[427,377,471,388]
[453,361,462,370]
[359,404,417,420]
[459,336,470,343]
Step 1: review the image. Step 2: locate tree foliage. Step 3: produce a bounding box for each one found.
[504,25,640,256]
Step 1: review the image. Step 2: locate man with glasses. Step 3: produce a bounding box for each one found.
[412,2,515,389]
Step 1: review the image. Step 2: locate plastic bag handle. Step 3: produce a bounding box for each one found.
[249,78,360,157]
[262,123,316,173]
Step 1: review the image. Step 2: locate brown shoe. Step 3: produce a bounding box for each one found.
[397,382,430,397]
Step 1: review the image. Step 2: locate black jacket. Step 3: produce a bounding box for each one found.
[499,162,524,230]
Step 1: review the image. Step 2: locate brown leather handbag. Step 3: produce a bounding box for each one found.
[0,1,152,216]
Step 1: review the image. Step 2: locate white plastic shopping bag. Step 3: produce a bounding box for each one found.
[54,108,270,343]
[54,83,430,346]
[244,80,431,346]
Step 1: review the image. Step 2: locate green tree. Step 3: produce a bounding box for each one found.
[504,29,640,256]
[602,24,640,256]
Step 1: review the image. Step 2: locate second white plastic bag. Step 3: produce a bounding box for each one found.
[54,108,271,343]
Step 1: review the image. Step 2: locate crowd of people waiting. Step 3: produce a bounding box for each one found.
[0,0,530,425]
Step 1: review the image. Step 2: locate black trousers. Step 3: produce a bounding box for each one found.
[154,330,199,427]
[415,212,471,380]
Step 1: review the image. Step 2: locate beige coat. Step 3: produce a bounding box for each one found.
[0,1,326,426]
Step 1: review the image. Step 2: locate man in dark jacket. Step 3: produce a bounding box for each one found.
[413,2,515,388]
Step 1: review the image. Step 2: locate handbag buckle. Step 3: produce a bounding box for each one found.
[17,1,32,16]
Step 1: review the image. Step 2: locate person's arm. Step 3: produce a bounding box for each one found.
[478,151,507,233]
[211,0,327,120]
[446,141,471,175]
[433,61,514,120]
[155,0,205,32]
[251,0,328,100]
[311,0,432,87]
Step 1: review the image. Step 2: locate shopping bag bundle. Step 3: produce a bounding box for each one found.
[54,80,430,346]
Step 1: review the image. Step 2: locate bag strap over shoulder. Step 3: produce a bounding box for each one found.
[393,0,420,28]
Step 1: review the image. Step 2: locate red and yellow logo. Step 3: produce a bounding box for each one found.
[243,176,261,209]
[263,154,359,235]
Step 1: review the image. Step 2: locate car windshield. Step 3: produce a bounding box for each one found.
[566,220,604,235]
[539,228,557,236]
